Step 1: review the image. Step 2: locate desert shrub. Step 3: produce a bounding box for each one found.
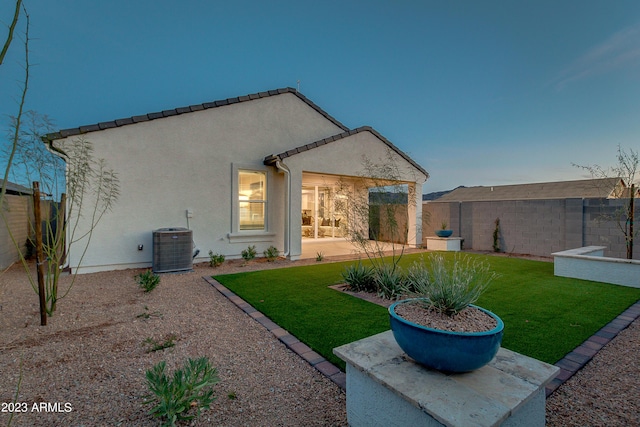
[144,335,177,353]
[137,306,163,320]
[406,254,498,316]
[263,245,279,262]
[315,251,324,262]
[342,262,376,293]
[208,251,225,268]
[241,245,256,261]
[374,263,406,300]
[493,218,501,252]
[136,270,160,292]
[144,357,219,427]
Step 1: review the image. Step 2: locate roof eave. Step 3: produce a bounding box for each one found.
[264,126,429,182]
[43,87,349,142]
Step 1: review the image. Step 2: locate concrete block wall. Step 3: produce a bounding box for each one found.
[422,202,453,238]
[583,199,635,258]
[1,195,32,269]
[423,198,639,260]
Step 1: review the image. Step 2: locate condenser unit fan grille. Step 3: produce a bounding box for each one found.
[152,228,193,273]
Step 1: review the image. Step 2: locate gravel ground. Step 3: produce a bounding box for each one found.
[1,256,638,426]
[0,259,346,426]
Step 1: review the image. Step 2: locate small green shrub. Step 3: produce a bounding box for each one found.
[406,254,498,316]
[263,245,279,262]
[144,357,220,427]
[493,217,501,252]
[342,262,376,293]
[241,245,257,261]
[144,335,177,353]
[315,251,324,262]
[137,306,163,320]
[374,264,406,300]
[136,270,160,292]
[208,251,225,267]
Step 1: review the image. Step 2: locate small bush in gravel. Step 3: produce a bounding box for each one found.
[137,306,163,320]
[263,245,279,262]
[144,335,176,353]
[208,251,225,267]
[342,262,376,293]
[241,245,256,261]
[144,357,220,427]
[316,251,324,262]
[136,270,160,292]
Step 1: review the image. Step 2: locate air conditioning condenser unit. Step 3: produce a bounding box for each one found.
[152,228,193,273]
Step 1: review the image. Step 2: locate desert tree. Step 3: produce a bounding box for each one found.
[6,129,121,318]
[335,148,423,297]
[573,145,638,259]
[1,0,27,208]
[1,2,120,321]
[1,0,29,322]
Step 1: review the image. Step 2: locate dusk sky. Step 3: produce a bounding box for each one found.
[1,0,639,193]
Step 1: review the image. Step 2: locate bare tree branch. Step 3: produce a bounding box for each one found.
[573,145,639,259]
[0,0,22,66]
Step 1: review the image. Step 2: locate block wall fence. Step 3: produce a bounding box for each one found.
[1,194,32,269]
[422,198,640,260]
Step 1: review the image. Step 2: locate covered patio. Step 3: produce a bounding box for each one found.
[300,238,425,260]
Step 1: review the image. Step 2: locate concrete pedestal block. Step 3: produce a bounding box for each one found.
[334,331,559,427]
[425,237,462,251]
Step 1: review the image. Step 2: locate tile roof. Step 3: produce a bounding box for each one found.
[263,126,429,180]
[432,178,625,202]
[43,87,349,142]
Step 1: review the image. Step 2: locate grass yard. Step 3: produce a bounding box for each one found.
[214,252,640,369]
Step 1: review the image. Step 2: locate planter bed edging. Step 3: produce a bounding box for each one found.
[552,246,640,288]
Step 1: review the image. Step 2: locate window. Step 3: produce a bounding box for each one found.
[238,170,266,231]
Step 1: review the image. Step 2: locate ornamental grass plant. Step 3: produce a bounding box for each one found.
[405,253,499,316]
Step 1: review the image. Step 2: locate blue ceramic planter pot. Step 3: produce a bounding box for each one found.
[389,299,504,372]
[435,230,453,237]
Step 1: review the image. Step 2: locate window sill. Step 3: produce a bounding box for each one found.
[227,232,276,243]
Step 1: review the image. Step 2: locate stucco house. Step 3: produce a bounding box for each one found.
[44,88,428,273]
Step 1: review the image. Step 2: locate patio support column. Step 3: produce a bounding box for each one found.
[408,182,422,248]
[273,160,291,257]
[288,170,303,260]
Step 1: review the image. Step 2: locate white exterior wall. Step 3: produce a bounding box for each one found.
[53,93,344,273]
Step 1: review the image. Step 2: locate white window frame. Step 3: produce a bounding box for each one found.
[228,164,275,243]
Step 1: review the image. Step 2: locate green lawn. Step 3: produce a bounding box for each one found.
[214,253,640,369]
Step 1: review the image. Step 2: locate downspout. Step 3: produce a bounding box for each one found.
[274,160,291,257]
[41,135,71,271]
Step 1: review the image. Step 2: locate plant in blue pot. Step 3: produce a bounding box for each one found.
[389,253,503,372]
[435,221,453,238]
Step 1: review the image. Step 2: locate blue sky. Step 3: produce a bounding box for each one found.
[1,0,639,193]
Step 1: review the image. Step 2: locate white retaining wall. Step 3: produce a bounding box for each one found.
[553,246,640,288]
